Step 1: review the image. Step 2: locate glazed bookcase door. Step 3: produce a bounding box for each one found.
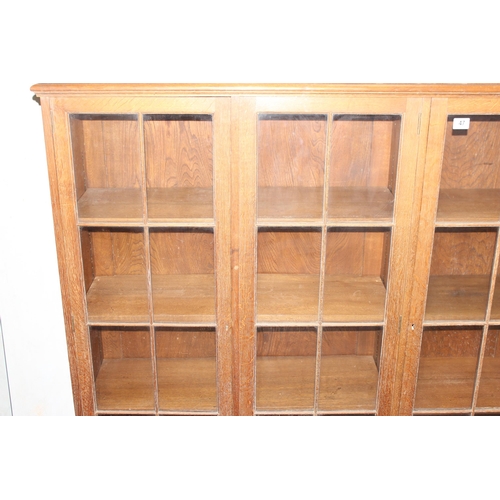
[403,97,500,415]
[235,96,425,415]
[47,97,232,415]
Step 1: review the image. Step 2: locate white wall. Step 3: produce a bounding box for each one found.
[0,1,499,416]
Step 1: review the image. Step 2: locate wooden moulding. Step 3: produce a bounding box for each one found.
[31,83,500,97]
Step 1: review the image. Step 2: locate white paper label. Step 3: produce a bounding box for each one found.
[453,117,470,130]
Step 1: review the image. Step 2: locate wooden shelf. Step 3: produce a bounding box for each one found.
[257,274,387,324]
[256,355,315,410]
[78,188,143,225]
[414,357,477,410]
[95,357,217,412]
[436,189,500,226]
[87,275,149,324]
[157,357,217,411]
[148,187,214,225]
[424,275,490,323]
[328,187,394,225]
[257,186,394,226]
[256,355,378,411]
[318,355,378,411]
[152,274,215,324]
[258,186,323,225]
[257,274,319,323]
[96,358,154,411]
[77,187,214,225]
[323,276,387,323]
[87,274,215,324]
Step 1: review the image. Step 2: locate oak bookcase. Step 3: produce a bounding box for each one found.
[31,84,500,415]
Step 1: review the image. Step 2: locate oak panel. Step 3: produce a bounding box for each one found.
[440,117,500,190]
[156,328,216,358]
[150,230,214,275]
[258,229,321,274]
[258,115,326,188]
[144,116,213,188]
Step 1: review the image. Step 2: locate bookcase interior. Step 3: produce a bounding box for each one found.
[417,113,500,414]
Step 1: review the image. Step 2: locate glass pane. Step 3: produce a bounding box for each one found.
[80,228,148,324]
[91,327,154,412]
[323,229,390,323]
[256,327,317,412]
[329,115,400,224]
[425,229,495,322]
[257,114,326,223]
[414,327,481,410]
[150,229,215,324]
[436,116,500,225]
[319,327,381,412]
[70,114,142,224]
[144,114,213,223]
[156,328,217,412]
[477,328,500,408]
[257,228,321,323]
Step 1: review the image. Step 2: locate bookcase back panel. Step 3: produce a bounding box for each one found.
[318,327,382,412]
[429,229,496,276]
[257,229,321,274]
[150,229,214,275]
[414,327,482,411]
[88,229,146,277]
[89,326,155,412]
[330,116,400,190]
[257,328,317,357]
[71,115,141,190]
[325,229,389,277]
[144,115,213,188]
[440,117,500,190]
[321,328,380,357]
[258,115,326,188]
[155,328,216,358]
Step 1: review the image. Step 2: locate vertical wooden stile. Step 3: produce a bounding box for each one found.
[388,98,432,415]
[377,98,425,415]
[232,97,257,415]
[214,98,233,415]
[396,98,449,415]
[50,100,97,415]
